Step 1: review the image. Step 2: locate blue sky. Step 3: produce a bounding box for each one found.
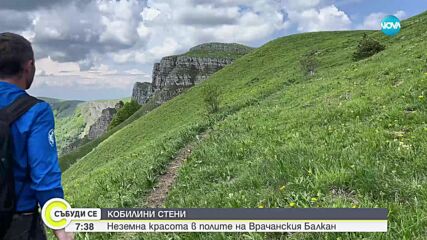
[267,0,427,44]
[335,0,427,18]
[0,0,425,100]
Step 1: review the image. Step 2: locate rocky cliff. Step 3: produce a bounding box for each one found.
[132,82,153,105]
[88,102,123,140]
[42,98,122,155]
[79,101,122,138]
[132,42,252,105]
[152,56,233,91]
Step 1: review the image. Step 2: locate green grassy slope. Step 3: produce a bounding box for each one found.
[63,11,427,240]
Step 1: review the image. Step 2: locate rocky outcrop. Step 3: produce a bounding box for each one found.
[152,56,233,91]
[115,101,124,109]
[87,102,123,140]
[80,101,121,138]
[132,82,153,105]
[43,98,123,155]
[150,56,234,104]
[132,42,252,105]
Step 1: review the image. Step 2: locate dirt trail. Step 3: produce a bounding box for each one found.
[146,130,210,208]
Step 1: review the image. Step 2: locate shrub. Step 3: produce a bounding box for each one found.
[108,100,141,130]
[300,50,319,76]
[353,33,385,61]
[203,85,221,114]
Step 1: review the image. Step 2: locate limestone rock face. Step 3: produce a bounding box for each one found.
[87,102,123,140]
[132,42,252,105]
[88,108,117,140]
[132,82,153,105]
[152,56,233,91]
[132,56,233,105]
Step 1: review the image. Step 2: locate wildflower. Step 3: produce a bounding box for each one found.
[398,141,411,151]
[289,202,296,207]
[279,185,286,192]
[351,204,358,208]
[258,204,265,208]
[393,131,405,138]
[311,197,318,202]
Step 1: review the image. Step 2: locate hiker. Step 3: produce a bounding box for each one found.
[0,33,73,240]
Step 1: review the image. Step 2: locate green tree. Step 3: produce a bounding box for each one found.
[108,100,141,130]
[353,33,385,61]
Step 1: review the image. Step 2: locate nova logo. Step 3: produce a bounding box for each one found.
[381,15,401,36]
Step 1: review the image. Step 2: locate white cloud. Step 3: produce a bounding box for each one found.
[24,0,148,68]
[125,69,148,76]
[395,10,407,19]
[141,0,286,49]
[86,64,118,76]
[36,57,80,76]
[141,7,161,21]
[107,0,289,66]
[32,74,143,91]
[98,0,143,47]
[288,5,352,32]
[148,38,181,59]
[33,56,149,99]
[36,57,121,79]
[283,0,321,11]
[176,4,240,26]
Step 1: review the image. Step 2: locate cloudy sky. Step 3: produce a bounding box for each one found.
[1,0,426,100]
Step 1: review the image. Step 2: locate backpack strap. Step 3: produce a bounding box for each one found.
[0,95,41,210]
[0,95,40,125]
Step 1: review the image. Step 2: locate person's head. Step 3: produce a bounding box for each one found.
[0,32,35,90]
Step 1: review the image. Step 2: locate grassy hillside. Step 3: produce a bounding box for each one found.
[62,11,427,240]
